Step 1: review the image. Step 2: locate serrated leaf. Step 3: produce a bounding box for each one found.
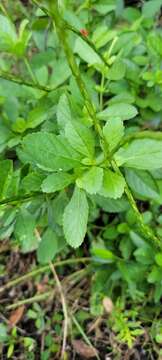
[42,172,73,193]
[14,208,38,253]
[97,103,137,121]
[63,187,89,248]
[103,117,124,152]
[37,228,65,264]
[115,139,162,170]
[0,160,13,200]
[76,166,103,194]
[125,168,159,200]
[99,169,125,199]
[65,121,95,158]
[18,132,81,172]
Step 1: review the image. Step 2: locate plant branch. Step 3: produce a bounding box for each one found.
[65,22,109,67]
[125,184,161,248]
[112,160,162,249]
[51,3,110,164]
[0,69,54,92]
[24,57,38,84]
[33,1,162,250]
[0,192,43,206]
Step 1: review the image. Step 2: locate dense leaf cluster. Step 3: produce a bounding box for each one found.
[1,0,162,351]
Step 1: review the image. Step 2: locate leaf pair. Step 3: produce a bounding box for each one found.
[76,166,125,199]
[63,166,125,248]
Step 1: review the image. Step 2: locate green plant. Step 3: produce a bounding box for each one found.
[1,0,162,355]
[1,0,162,254]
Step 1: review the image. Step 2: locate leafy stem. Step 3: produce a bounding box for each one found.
[9,0,162,250]
[0,69,53,92]
[0,192,43,206]
[50,1,109,162]
[52,3,162,249]
[64,22,109,67]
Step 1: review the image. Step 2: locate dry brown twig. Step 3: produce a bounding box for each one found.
[50,262,69,360]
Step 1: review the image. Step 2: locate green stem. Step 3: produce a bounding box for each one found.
[65,22,109,68]
[6,269,88,311]
[72,316,101,360]
[0,69,52,92]
[0,257,91,293]
[24,57,38,84]
[0,192,42,206]
[99,73,105,110]
[112,160,162,249]
[6,291,53,310]
[51,2,110,164]
[125,184,161,248]
[50,2,103,140]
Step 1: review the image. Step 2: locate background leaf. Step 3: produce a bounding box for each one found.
[14,208,39,253]
[125,169,159,200]
[98,103,137,121]
[37,228,65,264]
